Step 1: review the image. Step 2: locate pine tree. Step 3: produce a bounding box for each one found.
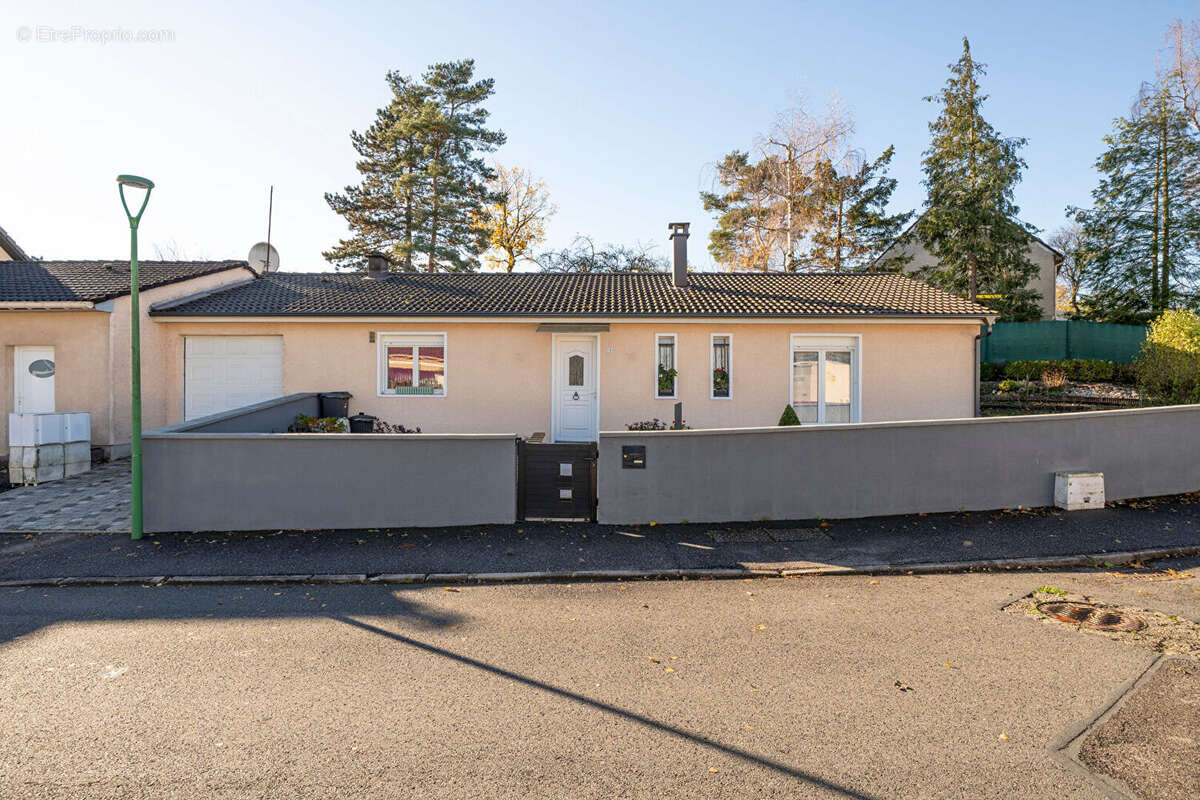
[1073,84,1200,322]
[808,146,913,271]
[324,72,429,270]
[700,151,782,271]
[324,60,505,272]
[917,38,1041,321]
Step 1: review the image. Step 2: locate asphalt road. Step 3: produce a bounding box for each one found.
[2,497,1199,580]
[1,559,1196,798]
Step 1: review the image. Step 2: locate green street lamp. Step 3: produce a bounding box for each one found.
[117,174,154,540]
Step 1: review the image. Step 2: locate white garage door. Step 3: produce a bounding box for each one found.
[184,336,283,420]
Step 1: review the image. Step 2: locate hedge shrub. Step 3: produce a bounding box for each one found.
[1001,358,1120,383]
[778,405,801,426]
[1135,310,1200,404]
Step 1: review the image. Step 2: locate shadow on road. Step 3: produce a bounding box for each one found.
[333,614,879,799]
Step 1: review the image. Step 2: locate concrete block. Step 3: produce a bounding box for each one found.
[63,412,90,443]
[64,442,91,463]
[34,462,64,483]
[32,415,64,445]
[35,444,65,468]
[9,446,30,468]
[1054,471,1105,511]
[64,460,90,478]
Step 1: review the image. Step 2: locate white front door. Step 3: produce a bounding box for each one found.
[553,335,598,442]
[14,346,55,414]
[184,336,284,420]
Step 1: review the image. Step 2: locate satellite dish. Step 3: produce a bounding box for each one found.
[248,241,280,273]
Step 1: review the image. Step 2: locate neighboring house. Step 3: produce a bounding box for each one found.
[0,224,30,261]
[142,228,996,441]
[1,259,256,461]
[874,214,1064,321]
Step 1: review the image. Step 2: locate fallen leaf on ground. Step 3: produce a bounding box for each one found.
[649,657,660,663]
[665,667,675,673]
[444,587,461,592]
[894,681,913,692]
[708,767,719,774]
[998,733,1010,741]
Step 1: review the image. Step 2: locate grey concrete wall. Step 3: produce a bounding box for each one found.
[143,433,517,532]
[597,405,1200,524]
[152,393,320,434]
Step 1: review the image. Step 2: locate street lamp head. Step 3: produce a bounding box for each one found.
[116,174,154,225]
[116,174,155,189]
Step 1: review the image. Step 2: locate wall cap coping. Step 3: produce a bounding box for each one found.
[144,431,521,441]
[598,403,1200,439]
[146,392,320,435]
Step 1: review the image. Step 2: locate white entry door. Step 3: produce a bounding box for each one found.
[14,346,55,414]
[552,335,598,442]
[184,336,283,420]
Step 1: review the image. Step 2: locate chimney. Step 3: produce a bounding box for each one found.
[365,252,388,274]
[669,222,689,287]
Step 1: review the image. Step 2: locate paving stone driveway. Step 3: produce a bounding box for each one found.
[0,460,129,533]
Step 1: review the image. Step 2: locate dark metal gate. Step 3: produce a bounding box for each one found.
[517,441,597,521]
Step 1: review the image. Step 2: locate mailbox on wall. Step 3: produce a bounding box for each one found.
[621,445,646,469]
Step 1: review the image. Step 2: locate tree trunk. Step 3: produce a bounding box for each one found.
[834,183,845,271]
[427,171,440,272]
[1161,105,1172,310]
[506,248,516,273]
[1151,129,1162,313]
[785,151,794,272]
[968,251,977,301]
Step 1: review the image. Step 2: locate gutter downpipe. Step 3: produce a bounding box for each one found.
[975,318,994,417]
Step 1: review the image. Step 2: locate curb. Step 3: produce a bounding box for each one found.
[0,545,1196,588]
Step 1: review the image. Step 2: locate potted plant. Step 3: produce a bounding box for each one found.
[657,364,677,396]
[713,366,729,396]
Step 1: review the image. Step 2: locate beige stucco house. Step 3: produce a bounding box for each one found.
[1,259,255,460]
[3,227,997,458]
[875,216,1064,320]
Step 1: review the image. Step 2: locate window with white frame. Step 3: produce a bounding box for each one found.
[655,334,676,398]
[790,335,859,423]
[711,334,731,398]
[379,333,446,396]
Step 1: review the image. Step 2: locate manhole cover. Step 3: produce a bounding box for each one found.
[1037,601,1146,632]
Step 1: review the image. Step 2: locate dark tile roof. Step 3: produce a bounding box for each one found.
[1,261,251,304]
[150,271,995,319]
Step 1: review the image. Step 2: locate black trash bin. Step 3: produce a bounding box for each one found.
[348,413,376,434]
[319,391,352,418]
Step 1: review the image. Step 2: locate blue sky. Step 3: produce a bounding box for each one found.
[1,0,1195,270]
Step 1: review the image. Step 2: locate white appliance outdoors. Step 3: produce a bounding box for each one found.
[8,412,91,485]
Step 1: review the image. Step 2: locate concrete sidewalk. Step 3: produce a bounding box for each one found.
[1,494,1198,582]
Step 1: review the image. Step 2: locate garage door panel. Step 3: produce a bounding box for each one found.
[185,336,284,421]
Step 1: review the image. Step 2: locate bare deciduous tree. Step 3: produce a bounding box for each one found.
[1161,19,1200,131]
[1048,222,1089,317]
[760,95,856,271]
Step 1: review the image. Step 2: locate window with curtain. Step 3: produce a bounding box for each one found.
[711,335,730,398]
[656,334,676,398]
[379,333,446,396]
[790,337,858,423]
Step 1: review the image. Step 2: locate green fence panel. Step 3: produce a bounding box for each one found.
[981,321,1146,363]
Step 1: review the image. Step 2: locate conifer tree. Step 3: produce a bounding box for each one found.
[808,146,912,271]
[1074,84,1200,322]
[325,60,505,272]
[917,38,1041,320]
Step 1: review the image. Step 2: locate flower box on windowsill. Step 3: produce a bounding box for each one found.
[389,386,441,396]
